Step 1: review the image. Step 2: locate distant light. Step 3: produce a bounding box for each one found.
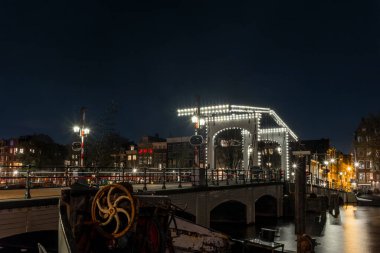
[73,126,80,133]
[13,170,19,176]
[191,115,198,123]
[330,158,335,163]
[199,118,206,126]
[291,172,295,176]
[132,168,137,173]
[84,128,90,135]
[324,161,329,165]
[347,167,351,171]
[354,162,359,167]
[292,164,297,169]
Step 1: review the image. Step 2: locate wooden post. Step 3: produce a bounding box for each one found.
[293,151,310,252]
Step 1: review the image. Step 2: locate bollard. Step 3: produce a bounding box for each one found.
[25,165,31,199]
[143,167,147,191]
[178,168,182,188]
[65,165,69,187]
[162,167,166,190]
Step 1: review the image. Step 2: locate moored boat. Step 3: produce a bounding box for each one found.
[57,182,231,253]
[355,193,380,206]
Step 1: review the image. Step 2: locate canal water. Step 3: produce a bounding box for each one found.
[213,205,380,253]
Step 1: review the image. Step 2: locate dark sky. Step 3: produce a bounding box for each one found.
[0,0,379,153]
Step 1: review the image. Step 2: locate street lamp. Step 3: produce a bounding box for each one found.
[323,160,329,187]
[73,125,90,167]
[73,107,90,167]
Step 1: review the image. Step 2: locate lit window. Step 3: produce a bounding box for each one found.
[133,155,137,160]
[19,148,24,154]
[128,155,132,161]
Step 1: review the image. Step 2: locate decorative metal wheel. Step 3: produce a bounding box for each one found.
[91,183,136,238]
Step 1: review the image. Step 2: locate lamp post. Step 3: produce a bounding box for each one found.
[292,163,297,183]
[339,171,343,190]
[324,160,329,188]
[73,107,90,167]
[190,98,206,186]
[354,161,359,189]
[330,158,336,189]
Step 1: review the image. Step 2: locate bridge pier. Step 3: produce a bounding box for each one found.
[161,183,283,228]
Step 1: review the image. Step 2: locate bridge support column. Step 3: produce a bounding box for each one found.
[195,192,209,227]
[247,201,255,224]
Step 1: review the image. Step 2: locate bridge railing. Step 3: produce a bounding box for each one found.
[1,165,286,198]
[0,165,189,188]
[207,168,282,186]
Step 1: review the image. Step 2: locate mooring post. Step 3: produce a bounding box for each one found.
[293,151,310,253]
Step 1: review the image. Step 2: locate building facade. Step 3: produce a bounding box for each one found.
[167,136,194,168]
[137,135,166,168]
[354,115,380,190]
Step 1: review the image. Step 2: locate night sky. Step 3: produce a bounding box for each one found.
[1,0,379,153]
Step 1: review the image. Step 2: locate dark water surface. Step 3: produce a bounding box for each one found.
[213,205,380,253]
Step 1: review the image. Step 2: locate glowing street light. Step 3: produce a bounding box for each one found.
[73,107,89,167]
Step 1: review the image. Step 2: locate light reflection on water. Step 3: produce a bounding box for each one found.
[214,205,380,253]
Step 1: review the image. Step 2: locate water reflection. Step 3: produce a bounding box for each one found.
[214,205,380,253]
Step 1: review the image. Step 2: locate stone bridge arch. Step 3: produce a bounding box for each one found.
[210,200,247,225]
[255,195,278,220]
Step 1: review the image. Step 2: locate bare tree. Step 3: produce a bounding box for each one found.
[215,129,243,172]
